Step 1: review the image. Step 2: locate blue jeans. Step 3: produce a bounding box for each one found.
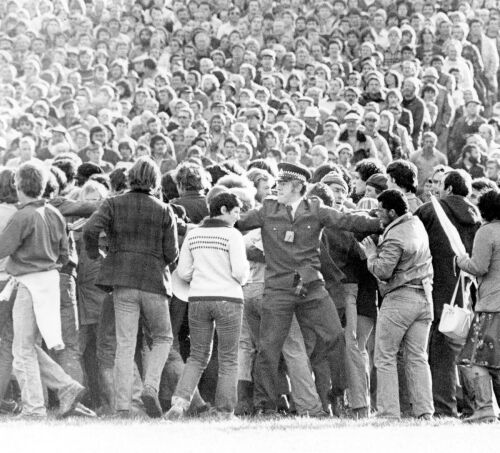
[174,300,243,413]
[12,284,75,416]
[113,287,173,411]
[375,287,434,418]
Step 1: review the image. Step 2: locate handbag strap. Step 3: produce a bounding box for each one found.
[449,271,462,308]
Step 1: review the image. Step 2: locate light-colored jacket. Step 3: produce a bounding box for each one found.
[367,213,433,297]
[481,35,499,89]
[457,220,500,312]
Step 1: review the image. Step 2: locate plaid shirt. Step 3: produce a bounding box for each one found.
[83,190,178,296]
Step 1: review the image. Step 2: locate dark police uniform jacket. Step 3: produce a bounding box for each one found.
[238,196,381,293]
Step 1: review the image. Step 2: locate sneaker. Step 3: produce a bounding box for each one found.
[72,403,97,418]
[0,399,22,415]
[351,407,369,419]
[58,383,86,418]
[463,413,497,424]
[164,397,189,421]
[141,386,163,418]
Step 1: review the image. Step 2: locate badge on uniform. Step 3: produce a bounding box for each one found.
[284,231,295,243]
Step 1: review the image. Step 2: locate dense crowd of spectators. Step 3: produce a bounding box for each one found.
[1,0,500,423]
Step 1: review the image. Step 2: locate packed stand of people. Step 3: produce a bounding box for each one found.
[1,0,500,423]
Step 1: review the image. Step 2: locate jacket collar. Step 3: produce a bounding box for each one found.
[200,217,232,228]
[19,198,46,209]
[381,212,412,240]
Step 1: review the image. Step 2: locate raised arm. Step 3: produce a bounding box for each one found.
[319,204,382,234]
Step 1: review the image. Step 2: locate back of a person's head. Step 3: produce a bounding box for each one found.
[478,190,500,222]
[443,170,472,197]
[377,189,409,217]
[0,167,18,204]
[386,160,418,193]
[355,158,385,182]
[307,182,334,207]
[209,191,242,218]
[128,156,161,193]
[16,162,48,199]
[175,162,209,192]
[206,185,230,208]
[311,163,341,183]
[161,171,180,202]
[76,162,103,187]
[109,167,128,194]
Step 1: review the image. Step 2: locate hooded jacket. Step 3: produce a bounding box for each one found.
[415,195,481,319]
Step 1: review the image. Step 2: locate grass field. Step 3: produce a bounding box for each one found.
[1,416,499,453]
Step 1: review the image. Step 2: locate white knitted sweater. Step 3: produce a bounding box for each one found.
[176,218,250,303]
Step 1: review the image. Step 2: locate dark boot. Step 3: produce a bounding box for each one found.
[234,380,254,416]
[462,366,497,424]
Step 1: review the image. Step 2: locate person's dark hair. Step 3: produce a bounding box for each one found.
[52,158,78,184]
[209,192,242,217]
[175,163,208,192]
[354,158,385,182]
[478,190,500,222]
[128,157,161,192]
[161,171,180,202]
[150,133,168,149]
[386,160,418,193]
[42,170,60,199]
[308,182,334,207]
[443,170,471,197]
[0,168,18,204]
[89,125,106,141]
[15,162,48,198]
[206,164,231,185]
[109,167,128,193]
[472,177,498,193]
[311,163,340,183]
[377,189,409,216]
[76,162,103,187]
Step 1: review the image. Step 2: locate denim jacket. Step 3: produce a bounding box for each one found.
[367,213,433,297]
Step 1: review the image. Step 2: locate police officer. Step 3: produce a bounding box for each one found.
[238,162,382,414]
